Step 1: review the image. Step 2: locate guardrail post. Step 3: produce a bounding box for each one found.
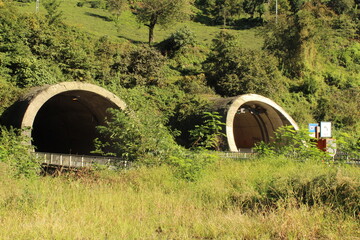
[69,155,72,167]
[60,155,63,166]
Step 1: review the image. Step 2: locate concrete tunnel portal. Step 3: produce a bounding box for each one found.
[1,83,298,154]
[212,94,299,152]
[0,82,127,155]
[32,90,122,154]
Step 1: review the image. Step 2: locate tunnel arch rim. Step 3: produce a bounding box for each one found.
[21,82,127,144]
[226,94,299,152]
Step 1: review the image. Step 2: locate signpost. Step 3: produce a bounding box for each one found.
[308,123,319,138]
[320,121,332,138]
[308,121,336,156]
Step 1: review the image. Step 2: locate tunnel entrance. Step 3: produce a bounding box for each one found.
[31,90,119,155]
[232,102,292,150]
[215,94,298,152]
[1,82,127,155]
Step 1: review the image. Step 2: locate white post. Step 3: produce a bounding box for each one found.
[36,0,40,13]
[275,0,278,24]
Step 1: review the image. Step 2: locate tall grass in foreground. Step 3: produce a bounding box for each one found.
[0,157,359,239]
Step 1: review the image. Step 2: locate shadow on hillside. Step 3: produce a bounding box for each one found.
[85,12,112,22]
[233,18,264,30]
[193,14,264,30]
[117,35,146,44]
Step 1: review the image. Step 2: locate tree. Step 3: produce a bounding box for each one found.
[217,0,244,26]
[326,0,355,14]
[43,0,63,25]
[263,2,335,78]
[243,0,267,18]
[189,111,225,150]
[106,0,128,21]
[194,0,243,26]
[130,0,193,45]
[204,31,287,98]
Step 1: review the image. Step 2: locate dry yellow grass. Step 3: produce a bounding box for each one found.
[0,159,359,239]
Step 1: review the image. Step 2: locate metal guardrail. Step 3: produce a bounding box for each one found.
[34,151,359,169]
[333,152,360,164]
[218,152,258,160]
[34,152,130,169]
[219,151,360,164]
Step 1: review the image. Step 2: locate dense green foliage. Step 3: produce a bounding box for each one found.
[189,111,226,150]
[129,0,193,44]
[0,2,359,235]
[204,31,288,98]
[0,0,359,166]
[0,127,39,178]
[254,125,328,159]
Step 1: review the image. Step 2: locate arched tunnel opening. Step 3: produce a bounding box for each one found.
[211,94,298,152]
[232,102,293,150]
[31,90,119,155]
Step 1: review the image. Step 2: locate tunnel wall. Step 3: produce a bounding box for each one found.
[210,94,299,152]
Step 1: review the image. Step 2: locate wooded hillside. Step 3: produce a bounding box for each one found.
[0,0,359,151]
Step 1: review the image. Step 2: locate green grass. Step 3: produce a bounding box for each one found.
[16,0,263,48]
[0,158,359,239]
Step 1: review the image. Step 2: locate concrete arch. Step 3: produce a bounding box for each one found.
[3,82,126,155]
[211,94,298,152]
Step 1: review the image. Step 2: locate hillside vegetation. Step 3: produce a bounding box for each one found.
[1,158,359,239]
[0,1,359,238]
[0,0,359,155]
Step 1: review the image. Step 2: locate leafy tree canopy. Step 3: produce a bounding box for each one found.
[130,0,193,44]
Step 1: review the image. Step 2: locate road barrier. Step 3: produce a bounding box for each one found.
[34,152,130,169]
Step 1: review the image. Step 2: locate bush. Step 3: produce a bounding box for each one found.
[254,125,328,161]
[204,31,288,98]
[94,106,181,165]
[112,45,168,88]
[168,150,217,181]
[157,26,197,57]
[89,1,102,8]
[0,127,40,178]
[189,111,225,151]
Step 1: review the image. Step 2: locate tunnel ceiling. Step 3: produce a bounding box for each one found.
[5,82,127,155]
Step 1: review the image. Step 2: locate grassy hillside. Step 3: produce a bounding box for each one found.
[0,158,359,239]
[17,0,263,48]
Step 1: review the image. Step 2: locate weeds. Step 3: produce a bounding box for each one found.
[2,157,358,239]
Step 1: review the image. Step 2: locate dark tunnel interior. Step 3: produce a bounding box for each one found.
[233,102,291,150]
[31,90,118,155]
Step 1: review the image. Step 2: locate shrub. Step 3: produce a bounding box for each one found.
[0,127,40,178]
[204,31,288,98]
[168,150,217,181]
[94,107,181,165]
[254,125,328,160]
[112,45,168,88]
[157,26,197,57]
[189,111,225,151]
